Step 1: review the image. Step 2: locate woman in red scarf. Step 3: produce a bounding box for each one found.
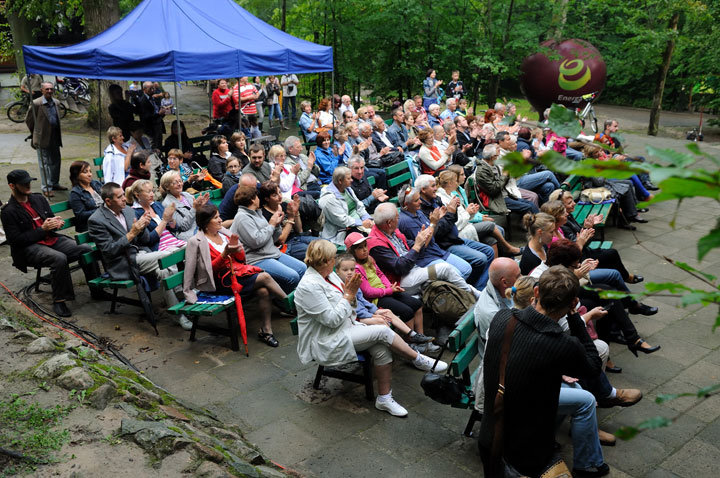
[183,203,288,347]
[416,128,452,175]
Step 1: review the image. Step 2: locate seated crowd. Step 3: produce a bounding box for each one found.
[2,73,662,477]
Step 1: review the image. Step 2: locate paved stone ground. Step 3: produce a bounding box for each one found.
[1,86,720,476]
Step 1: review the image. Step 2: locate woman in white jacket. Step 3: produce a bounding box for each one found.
[436,169,520,256]
[294,239,447,417]
[102,126,133,185]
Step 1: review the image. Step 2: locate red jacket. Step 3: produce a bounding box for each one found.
[367,225,418,284]
[212,88,233,119]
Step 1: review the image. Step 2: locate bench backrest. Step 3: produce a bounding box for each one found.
[447,308,479,380]
[93,156,104,180]
[50,200,76,229]
[386,160,413,189]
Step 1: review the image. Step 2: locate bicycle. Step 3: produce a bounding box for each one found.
[5,93,67,123]
[55,77,91,106]
[576,91,599,133]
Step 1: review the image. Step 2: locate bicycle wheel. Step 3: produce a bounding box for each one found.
[7,101,28,123]
[589,108,598,133]
[57,102,67,119]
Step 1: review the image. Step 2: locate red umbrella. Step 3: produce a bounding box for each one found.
[227,257,249,356]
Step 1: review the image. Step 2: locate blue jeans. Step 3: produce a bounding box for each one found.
[285,235,314,261]
[557,383,604,470]
[566,146,584,161]
[590,268,629,293]
[430,254,471,281]
[504,196,539,214]
[255,253,306,293]
[268,103,283,122]
[629,174,650,200]
[447,239,494,290]
[517,171,561,204]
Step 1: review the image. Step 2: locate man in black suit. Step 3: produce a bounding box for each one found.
[135,81,165,149]
[1,170,99,316]
[87,183,191,329]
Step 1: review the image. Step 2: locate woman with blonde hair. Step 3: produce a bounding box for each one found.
[518,212,556,275]
[505,275,535,309]
[294,239,448,417]
[159,170,209,241]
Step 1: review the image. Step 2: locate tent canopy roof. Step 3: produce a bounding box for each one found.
[23,0,333,81]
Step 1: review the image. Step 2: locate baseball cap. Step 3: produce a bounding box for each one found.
[7,170,36,185]
[344,232,368,250]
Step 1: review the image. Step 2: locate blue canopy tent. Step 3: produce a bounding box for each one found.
[22,0,333,79]
[22,0,334,154]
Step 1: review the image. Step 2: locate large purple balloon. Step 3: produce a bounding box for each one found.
[520,39,607,115]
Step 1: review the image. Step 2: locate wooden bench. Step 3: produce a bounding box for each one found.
[157,248,242,351]
[385,161,414,204]
[560,175,616,243]
[188,134,215,162]
[297,122,316,153]
[33,201,79,291]
[76,232,154,318]
[290,316,374,401]
[447,308,482,437]
[93,156,104,181]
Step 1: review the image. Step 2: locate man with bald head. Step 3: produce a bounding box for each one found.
[473,257,521,358]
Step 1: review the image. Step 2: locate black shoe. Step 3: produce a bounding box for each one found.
[628,339,661,357]
[644,181,659,191]
[52,185,68,191]
[629,215,648,223]
[629,302,658,316]
[53,301,72,317]
[573,463,610,477]
[637,208,649,213]
[605,364,623,373]
[628,275,644,284]
[258,331,279,347]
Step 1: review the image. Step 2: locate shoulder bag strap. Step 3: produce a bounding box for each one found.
[490,313,519,468]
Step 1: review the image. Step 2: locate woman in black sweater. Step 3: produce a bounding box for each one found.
[479,266,606,477]
[518,212,556,275]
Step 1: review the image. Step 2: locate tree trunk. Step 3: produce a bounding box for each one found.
[83,0,121,130]
[281,0,287,32]
[5,10,35,75]
[547,0,569,41]
[487,0,514,108]
[648,12,680,136]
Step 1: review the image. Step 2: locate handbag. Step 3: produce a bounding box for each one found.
[579,187,612,205]
[420,340,469,405]
[489,313,571,478]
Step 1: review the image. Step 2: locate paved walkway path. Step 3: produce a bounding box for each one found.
[1,117,719,476]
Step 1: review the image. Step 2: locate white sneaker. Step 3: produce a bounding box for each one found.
[424,342,441,353]
[177,314,193,331]
[413,353,448,373]
[375,397,408,417]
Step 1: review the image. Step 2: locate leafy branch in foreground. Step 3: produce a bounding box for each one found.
[501,105,720,439]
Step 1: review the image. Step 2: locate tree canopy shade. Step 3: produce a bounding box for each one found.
[21,0,333,80]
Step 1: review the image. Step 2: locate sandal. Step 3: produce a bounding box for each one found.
[258,331,279,347]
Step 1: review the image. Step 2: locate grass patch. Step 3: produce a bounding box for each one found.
[0,394,72,475]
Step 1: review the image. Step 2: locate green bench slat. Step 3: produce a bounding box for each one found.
[88,277,135,288]
[290,317,298,336]
[93,157,103,166]
[50,201,71,213]
[162,271,184,291]
[158,248,186,269]
[387,171,413,188]
[367,175,375,187]
[448,309,476,353]
[167,302,187,315]
[209,188,223,200]
[386,161,410,176]
[76,232,91,245]
[450,335,479,377]
[60,217,76,230]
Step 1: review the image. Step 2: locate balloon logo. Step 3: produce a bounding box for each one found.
[558,59,591,91]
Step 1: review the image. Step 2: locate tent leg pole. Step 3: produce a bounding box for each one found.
[174,81,181,149]
[97,80,102,158]
[237,77,242,134]
[331,71,335,124]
